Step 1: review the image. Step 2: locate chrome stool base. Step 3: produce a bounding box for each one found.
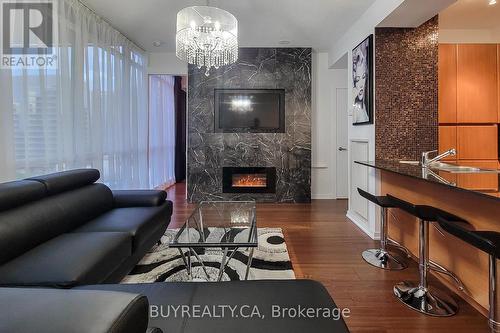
[394,281,458,317]
[362,249,407,270]
[489,319,500,333]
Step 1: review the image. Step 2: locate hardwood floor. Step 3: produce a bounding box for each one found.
[165,183,490,332]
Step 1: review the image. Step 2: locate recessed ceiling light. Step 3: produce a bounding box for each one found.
[489,0,497,5]
[279,40,290,45]
[152,41,163,47]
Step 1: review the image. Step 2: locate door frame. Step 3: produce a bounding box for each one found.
[335,87,348,199]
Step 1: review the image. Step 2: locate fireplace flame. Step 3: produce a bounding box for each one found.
[232,174,267,187]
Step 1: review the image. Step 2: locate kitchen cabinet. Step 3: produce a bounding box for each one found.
[438,44,457,124]
[438,125,457,160]
[457,125,498,160]
[457,44,498,123]
[456,160,499,191]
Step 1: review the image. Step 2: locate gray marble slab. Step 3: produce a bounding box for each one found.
[187,48,312,203]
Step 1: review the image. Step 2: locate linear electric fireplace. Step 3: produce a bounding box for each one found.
[223,167,276,193]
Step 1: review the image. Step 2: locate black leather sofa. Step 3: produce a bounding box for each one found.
[0,169,173,287]
[0,170,350,333]
[0,287,151,333]
[80,280,351,333]
[0,280,350,333]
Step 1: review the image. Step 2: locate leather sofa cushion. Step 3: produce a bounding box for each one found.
[79,280,350,333]
[44,183,115,231]
[0,183,114,264]
[113,190,168,208]
[27,168,100,195]
[0,287,148,333]
[0,232,131,288]
[73,202,172,251]
[0,180,46,212]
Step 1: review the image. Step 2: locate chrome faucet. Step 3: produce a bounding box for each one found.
[421,149,456,167]
[421,167,456,186]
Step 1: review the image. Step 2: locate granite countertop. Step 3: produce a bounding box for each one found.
[355,160,500,202]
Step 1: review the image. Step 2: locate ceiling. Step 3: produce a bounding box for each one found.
[81,0,376,52]
[439,0,500,30]
[378,0,456,28]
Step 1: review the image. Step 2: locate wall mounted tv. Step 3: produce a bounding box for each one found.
[214,89,285,133]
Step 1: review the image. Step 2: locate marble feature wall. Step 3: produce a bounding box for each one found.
[187,48,312,203]
[375,16,439,161]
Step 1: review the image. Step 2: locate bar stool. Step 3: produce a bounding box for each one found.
[357,188,408,270]
[438,217,500,332]
[387,194,467,317]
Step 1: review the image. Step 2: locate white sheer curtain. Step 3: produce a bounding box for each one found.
[149,75,176,189]
[0,0,155,189]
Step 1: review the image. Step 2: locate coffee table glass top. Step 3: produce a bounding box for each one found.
[170,201,257,248]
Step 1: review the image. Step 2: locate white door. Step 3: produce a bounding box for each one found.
[350,140,369,220]
[336,88,348,198]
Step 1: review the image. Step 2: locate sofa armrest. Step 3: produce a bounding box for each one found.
[113,190,167,208]
[0,287,149,333]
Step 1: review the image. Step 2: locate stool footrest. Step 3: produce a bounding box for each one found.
[428,260,466,292]
[387,238,412,258]
[489,319,500,333]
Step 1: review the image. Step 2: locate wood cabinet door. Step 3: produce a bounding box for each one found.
[456,160,499,191]
[438,125,457,160]
[457,44,498,123]
[457,125,498,160]
[439,44,457,124]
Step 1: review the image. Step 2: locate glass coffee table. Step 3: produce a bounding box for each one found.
[169,201,257,281]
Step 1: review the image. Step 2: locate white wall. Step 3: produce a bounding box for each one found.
[378,0,456,28]
[311,52,347,199]
[329,0,405,67]
[328,0,406,239]
[327,0,451,239]
[148,50,346,200]
[439,28,500,43]
[148,52,188,75]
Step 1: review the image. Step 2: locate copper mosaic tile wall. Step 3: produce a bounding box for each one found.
[375,16,439,161]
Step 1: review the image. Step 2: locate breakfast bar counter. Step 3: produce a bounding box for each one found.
[356,160,500,315]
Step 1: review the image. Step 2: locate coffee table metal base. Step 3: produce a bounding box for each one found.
[178,247,255,282]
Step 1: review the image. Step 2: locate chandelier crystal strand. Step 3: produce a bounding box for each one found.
[176,6,238,76]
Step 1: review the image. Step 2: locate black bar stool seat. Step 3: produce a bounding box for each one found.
[358,189,396,208]
[438,217,500,333]
[387,194,467,317]
[472,232,500,256]
[439,220,500,257]
[357,189,407,270]
[387,194,464,223]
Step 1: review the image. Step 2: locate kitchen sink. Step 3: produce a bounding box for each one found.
[428,162,493,173]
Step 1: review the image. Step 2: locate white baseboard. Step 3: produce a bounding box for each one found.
[346,210,379,240]
[311,193,335,199]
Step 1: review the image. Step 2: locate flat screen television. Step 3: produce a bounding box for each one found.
[214,89,285,133]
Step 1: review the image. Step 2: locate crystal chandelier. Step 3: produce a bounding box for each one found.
[176,6,238,76]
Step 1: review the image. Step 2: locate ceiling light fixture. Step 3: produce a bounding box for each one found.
[152,41,162,47]
[279,40,290,45]
[489,0,497,5]
[176,5,238,76]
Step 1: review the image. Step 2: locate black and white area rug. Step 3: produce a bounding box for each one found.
[121,228,295,283]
